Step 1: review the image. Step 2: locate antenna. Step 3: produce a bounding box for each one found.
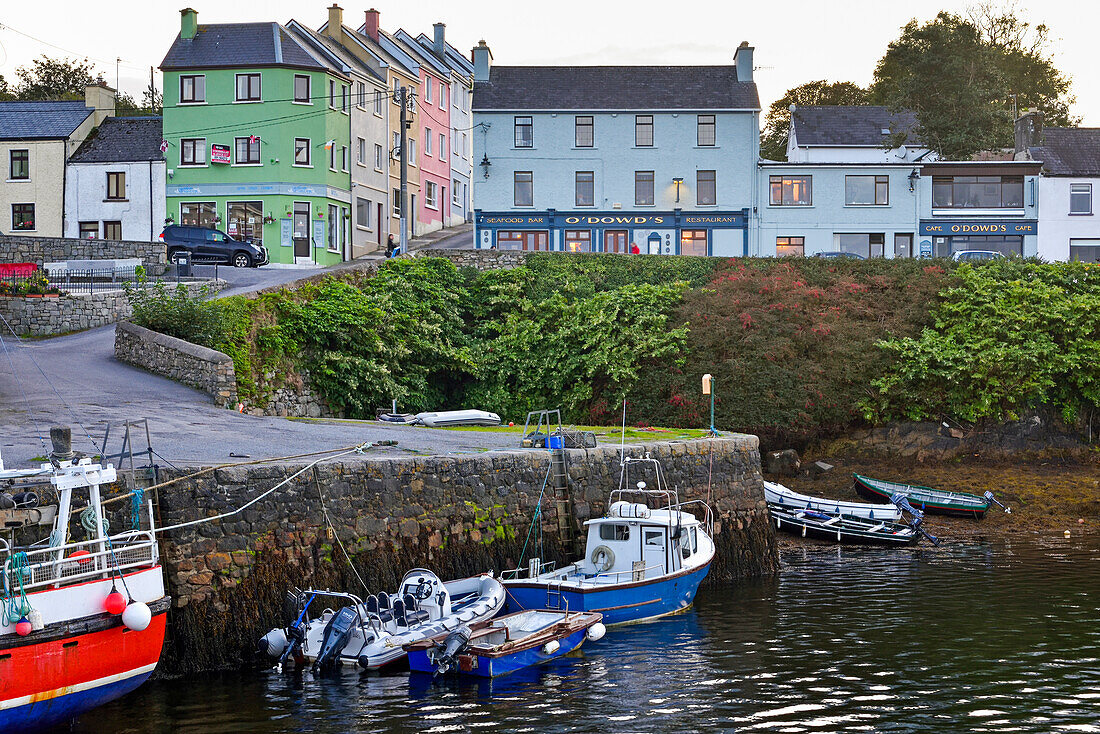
[619,398,627,465]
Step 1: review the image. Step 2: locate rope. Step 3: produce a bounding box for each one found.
[3,552,30,623]
[131,487,145,530]
[516,459,553,569]
[312,467,370,596]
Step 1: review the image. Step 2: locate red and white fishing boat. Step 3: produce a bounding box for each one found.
[0,428,168,732]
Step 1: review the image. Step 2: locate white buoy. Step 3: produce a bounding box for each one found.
[1064,530,1072,539]
[586,623,606,642]
[28,608,44,631]
[541,640,560,655]
[122,601,152,632]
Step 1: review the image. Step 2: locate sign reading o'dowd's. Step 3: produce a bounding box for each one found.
[920,220,1037,235]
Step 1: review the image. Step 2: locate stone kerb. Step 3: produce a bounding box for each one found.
[115,321,238,405]
[0,234,168,274]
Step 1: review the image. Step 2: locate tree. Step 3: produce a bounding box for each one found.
[15,55,96,101]
[0,75,14,101]
[760,80,870,161]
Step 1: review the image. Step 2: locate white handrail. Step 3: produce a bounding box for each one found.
[3,531,157,592]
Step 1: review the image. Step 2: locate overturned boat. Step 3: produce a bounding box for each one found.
[405,609,605,678]
[260,570,505,670]
[764,480,902,521]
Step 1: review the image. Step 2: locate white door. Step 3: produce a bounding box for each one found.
[642,527,667,578]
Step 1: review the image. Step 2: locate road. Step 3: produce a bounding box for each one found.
[425,228,474,250]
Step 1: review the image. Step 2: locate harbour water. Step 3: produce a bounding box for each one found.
[71,536,1099,732]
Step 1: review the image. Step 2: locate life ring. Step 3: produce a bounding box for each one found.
[590,545,615,573]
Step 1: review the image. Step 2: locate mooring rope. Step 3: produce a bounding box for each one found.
[516,458,553,569]
[312,466,371,596]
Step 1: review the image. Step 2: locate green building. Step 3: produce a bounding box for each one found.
[161,8,353,266]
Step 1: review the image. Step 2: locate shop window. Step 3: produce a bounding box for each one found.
[1071,184,1092,214]
[697,115,715,146]
[635,115,653,147]
[845,175,889,205]
[1070,239,1100,262]
[635,171,654,206]
[948,235,1023,257]
[835,233,884,258]
[932,175,1024,209]
[106,172,126,200]
[180,75,205,103]
[497,230,547,251]
[11,203,34,231]
[575,116,594,147]
[575,171,594,207]
[9,150,29,180]
[327,204,340,252]
[697,170,716,205]
[514,171,533,207]
[514,116,533,147]
[776,236,804,257]
[103,221,122,240]
[565,230,592,252]
[180,202,216,227]
[770,175,811,206]
[227,201,263,244]
[681,229,707,256]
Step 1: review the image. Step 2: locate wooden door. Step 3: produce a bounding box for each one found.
[604,230,628,253]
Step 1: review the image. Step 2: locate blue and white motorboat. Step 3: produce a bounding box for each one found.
[502,455,714,625]
[405,609,604,678]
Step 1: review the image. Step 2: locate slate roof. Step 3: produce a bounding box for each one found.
[473,66,760,111]
[1030,128,1100,176]
[69,117,164,163]
[161,23,326,71]
[0,100,92,141]
[791,106,922,147]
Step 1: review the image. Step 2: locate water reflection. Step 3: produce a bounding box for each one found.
[68,537,1100,733]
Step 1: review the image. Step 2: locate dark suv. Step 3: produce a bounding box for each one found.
[159,226,269,268]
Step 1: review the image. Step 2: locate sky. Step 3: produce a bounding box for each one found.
[1,0,1097,124]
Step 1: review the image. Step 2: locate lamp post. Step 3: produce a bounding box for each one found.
[702,373,718,436]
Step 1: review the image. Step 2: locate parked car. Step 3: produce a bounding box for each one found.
[813,251,865,259]
[159,225,269,268]
[952,250,1005,262]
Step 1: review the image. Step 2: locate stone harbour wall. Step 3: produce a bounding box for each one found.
[115,321,238,406]
[428,248,530,271]
[150,436,776,674]
[0,234,168,274]
[0,280,223,337]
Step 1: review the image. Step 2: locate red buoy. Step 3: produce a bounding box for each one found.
[104,590,128,615]
[15,617,32,636]
[70,549,92,566]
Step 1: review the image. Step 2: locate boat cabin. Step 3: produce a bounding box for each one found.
[581,500,705,581]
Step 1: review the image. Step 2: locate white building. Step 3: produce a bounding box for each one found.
[786,105,936,164]
[64,116,166,242]
[1015,112,1100,262]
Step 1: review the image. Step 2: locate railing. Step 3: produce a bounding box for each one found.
[500,559,666,583]
[0,267,142,295]
[3,530,158,593]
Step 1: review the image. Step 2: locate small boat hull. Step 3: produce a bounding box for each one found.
[408,624,590,678]
[764,481,902,521]
[769,504,920,546]
[853,474,989,519]
[503,560,711,625]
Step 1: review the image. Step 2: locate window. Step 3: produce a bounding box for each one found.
[835,233,885,258]
[425,79,432,103]
[9,150,28,180]
[180,202,216,227]
[575,171,594,207]
[565,230,592,252]
[294,74,311,103]
[439,133,446,161]
[1070,239,1100,262]
[11,204,34,231]
[931,175,1024,208]
[226,201,263,244]
[327,204,340,252]
[575,116,594,147]
[179,74,205,103]
[453,179,461,205]
[356,82,366,107]
[373,90,384,115]
[599,524,630,541]
[393,131,400,159]
[681,229,708,256]
[356,197,370,229]
[329,144,335,171]
[103,221,122,240]
[425,128,433,156]
[426,181,438,209]
[234,137,260,165]
[357,137,366,165]
[845,175,889,206]
[439,82,445,108]
[697,115,716,146]
[635,171,654,206]
[514,116,533,147]
[697,170,716,205]
[235,73,261,102]
[770,175,812,206]
[180,138,206,166]
[79,221,98,239]
[635,115,653,147]
[329,80,336,108]
[644,529,664,547]
[776,236,805,257]
[393,188,402,216]
[514,171,533,206]
[497,230,548,251]
[106,172,126,200]
[375,143,384,170]
[462,132,467,157]
[1071,183,1092,214]
[409,139,416,166]
[294,138,310,166]
[341,146,348,172]
[341,85,348,112]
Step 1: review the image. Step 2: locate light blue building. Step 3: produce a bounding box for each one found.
[471,42,759,255]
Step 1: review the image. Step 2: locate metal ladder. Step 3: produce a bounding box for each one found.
[546,580,564,610]
[549,448,578,552]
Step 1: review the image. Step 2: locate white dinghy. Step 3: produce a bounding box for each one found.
[763,480,902,521]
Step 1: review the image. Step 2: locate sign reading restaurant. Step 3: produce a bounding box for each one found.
[919,220,1037,235]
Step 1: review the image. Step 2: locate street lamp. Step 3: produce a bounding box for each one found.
[480,154,492,179]
[673,177,684,203]
[702,373,718,436]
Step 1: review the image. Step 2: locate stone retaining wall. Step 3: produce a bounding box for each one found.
[0,280,222,337]
[0,234,168,274]
[429,248,530,271]
[115,321,237,406]
[149,436,775,674]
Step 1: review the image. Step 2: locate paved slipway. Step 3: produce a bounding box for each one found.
[0,244,508,469]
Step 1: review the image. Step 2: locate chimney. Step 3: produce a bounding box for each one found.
[472,40,493,83]
[734,41,754,83]
[180,7,198,41]
[433,23,446,58]
[1014,110,1044,157]
[327,4,343,38]
[364,8,380,42]
[85,81,116,126]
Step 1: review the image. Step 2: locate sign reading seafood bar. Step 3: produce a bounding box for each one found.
[919,219,1038,235]
[478,210,748,228]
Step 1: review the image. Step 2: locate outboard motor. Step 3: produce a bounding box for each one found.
[313,606,359,671]
[430,624,472,675]
[260,628,289,659]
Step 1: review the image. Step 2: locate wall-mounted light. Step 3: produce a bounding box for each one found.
[480,154,492,179]
[672,177,684,203]
[908,168,920,192]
